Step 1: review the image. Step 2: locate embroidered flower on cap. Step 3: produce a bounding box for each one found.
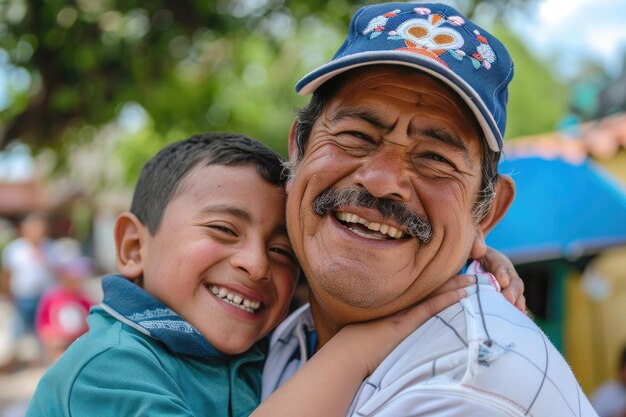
[361,7,496,72]
[362,8,401,36]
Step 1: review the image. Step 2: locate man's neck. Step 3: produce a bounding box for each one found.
[309,299,343,351]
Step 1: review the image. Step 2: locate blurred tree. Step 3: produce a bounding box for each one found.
[0,0,541,188]
[492,26,569,139]
[1,0,336,159]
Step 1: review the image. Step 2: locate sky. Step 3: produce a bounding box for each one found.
[509,0,626,79]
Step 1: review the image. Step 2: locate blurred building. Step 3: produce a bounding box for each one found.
[0,181,47,220]
[492,111,626,395]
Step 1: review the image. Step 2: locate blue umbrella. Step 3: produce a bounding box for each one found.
[486,156,626,264]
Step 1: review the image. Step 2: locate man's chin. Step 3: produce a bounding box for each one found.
[310,263,409,308]
[310,282,412,325]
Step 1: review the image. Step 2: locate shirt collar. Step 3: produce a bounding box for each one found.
[100,274,229,360]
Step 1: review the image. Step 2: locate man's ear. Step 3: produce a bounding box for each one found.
[470,175,515,259]
[288,120,298,160]
[114,212,147,280]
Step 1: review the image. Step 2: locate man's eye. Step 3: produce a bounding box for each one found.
[423,152,451,164]
[347,131,374,143]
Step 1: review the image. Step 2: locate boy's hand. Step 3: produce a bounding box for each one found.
[479,247,526,313]
[253,277,471,417]
[334,278,471,376]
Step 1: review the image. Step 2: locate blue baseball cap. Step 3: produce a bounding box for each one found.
[295,2,514,152]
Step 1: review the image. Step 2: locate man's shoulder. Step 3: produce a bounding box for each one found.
[354,285,597,416]
[366,285,532,391]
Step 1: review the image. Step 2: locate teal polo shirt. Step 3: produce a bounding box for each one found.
[27,276,266,417]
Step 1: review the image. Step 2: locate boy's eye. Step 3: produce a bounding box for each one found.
[209,225,237,236]
[270,246,297,263]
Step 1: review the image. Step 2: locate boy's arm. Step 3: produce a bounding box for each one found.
[251,280,470,417]
[480,246,526,312]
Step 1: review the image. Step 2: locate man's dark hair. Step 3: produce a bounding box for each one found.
[286,66,501,223]
[131,132,285,234]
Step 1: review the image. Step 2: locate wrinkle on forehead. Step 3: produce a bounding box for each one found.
[337,76,472,121]
[372,84,423,105]
[324,67,481,164]
[325,102,474,165]
[340,67,474,114]
[327,104,396,134]
[369,83,469,117]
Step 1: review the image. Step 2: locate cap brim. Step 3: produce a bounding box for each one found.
[295,51,502,152]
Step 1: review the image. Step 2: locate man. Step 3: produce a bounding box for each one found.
[262,3,597,416]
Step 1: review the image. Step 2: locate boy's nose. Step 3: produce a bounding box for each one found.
[231,244,270,282]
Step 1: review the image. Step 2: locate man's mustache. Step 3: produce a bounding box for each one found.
[312,187,433,243]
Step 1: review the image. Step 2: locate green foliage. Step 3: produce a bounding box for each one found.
[493,26,569,139]
[0,0,359,186]
[0,0,551,193]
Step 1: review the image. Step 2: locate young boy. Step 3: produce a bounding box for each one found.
[25,132,513,417]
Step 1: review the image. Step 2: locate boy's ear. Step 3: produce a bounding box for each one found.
[114,212,147,280]
[288,120,298,160]
[470,175,515,259]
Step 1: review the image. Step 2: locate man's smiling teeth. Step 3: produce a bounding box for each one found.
[336,211,405,239]
[208,285,261,313]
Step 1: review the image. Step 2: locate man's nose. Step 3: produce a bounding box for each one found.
[230,242,270,282]
[353,148,412,201]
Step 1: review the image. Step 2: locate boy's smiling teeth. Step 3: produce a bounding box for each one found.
[208,285,261,313]
[335,211,405,239]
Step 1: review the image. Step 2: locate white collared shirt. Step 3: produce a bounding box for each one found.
[262,261,598,417]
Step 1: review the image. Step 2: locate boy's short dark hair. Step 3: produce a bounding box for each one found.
[130,132,285,235]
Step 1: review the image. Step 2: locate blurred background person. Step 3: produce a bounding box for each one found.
[0,213,56,368]
[591,345,626,417]
[35,237,93,365]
